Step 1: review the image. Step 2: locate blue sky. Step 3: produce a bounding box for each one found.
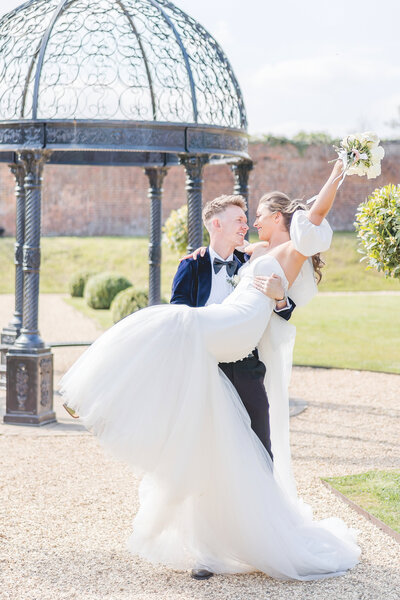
[1,0,399,138]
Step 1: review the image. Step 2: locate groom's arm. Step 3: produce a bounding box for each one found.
[274,297,296,321]
[258,274,296,321]
[170,259,196,307]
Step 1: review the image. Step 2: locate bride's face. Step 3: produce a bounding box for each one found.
[253,204,280,241]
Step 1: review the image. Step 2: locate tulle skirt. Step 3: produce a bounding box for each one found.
[60,303,360,580]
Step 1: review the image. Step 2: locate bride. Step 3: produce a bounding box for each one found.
[60,158,360,580]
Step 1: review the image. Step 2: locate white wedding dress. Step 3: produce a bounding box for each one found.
[60,211,360,580]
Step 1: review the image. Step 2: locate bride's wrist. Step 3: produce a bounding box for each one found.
[332,159,344,176]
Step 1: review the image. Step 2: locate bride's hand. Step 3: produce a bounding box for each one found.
[180,246,207,261]
[253,274,285,301]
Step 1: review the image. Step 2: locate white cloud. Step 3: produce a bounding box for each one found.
[244,55,400,137]
[211,20,234,48]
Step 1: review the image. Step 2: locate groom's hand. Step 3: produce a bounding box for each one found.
[253,274,286,304]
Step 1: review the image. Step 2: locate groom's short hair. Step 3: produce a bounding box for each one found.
[202,195,247,229]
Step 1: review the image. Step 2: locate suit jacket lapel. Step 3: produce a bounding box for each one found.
[196,249,212,307]
[233,254,243,272]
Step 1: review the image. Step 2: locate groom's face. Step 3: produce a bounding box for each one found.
[217,205,249,247]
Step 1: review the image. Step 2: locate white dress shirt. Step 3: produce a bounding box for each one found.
[205,247,236,306]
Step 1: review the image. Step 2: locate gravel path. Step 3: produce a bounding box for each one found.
[0,294,399,600]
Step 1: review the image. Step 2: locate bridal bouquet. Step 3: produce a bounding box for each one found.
[308,132,384,204]
[332,131,385,180]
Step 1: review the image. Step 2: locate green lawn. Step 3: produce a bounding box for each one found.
[64,296,114,331]
[64,294,400,374]
[0,231,399,295]
[1,232,399,373]
[323,471,400,534]
[0,236,181,298]
[292,294,400,373]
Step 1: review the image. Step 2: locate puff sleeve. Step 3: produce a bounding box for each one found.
[290,210,333,256]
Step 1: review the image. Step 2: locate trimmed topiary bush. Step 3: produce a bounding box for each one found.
[69,271,97,298]
[110,286,148,323]
[163,204,209,255]
[84,272,132,309]
[355,184,400,279]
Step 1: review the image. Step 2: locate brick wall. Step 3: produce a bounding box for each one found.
[0,141,399,236]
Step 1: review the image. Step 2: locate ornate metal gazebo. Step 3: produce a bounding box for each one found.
[0,0,252,425]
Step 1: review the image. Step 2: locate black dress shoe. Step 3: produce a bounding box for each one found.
[190,568,214,580]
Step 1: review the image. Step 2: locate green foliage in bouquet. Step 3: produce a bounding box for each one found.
[84,272,132,309]
[110,286,149,323]
[69,270,97,298]
[163,205,209,255]
[355,184,400,279]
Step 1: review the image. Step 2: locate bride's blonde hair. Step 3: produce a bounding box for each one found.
[258,191,325,283]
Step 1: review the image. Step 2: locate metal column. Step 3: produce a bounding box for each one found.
[0,161,26,388]
[145,167,168,306]
[4,150,55,426]
[181,155,208,253]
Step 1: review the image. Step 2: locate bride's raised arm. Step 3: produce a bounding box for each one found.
[257,161,343,288]
[307,159,343,225]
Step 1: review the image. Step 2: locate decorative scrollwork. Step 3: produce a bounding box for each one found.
[16,362,29,409]
[14,243,23,266]
[0,0,247,130]
[0,125,43,146]
[22,246,41,271]
[40,356,52,407]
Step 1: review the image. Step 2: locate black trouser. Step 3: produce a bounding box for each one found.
[219,352,273,461]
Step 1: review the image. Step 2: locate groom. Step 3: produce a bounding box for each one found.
[171,195,295,579]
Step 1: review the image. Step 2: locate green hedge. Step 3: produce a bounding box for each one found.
[355,183,400,279]
[69,270,97,298]
[163,204,209,255]
[84,272,132,309]
[110,286,149,323]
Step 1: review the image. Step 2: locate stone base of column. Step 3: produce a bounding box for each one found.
[4,347,56,426]
[0,326,20,390]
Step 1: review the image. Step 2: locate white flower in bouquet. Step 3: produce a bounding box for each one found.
[307,131,385,204]
[335,131,385,180]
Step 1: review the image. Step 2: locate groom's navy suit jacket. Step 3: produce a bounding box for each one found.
[170,249,241,308]
[170,249,295,460]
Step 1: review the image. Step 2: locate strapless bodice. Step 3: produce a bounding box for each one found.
[195,255,284,363]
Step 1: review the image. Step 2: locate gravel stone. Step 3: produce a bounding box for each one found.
[0,294,399,599]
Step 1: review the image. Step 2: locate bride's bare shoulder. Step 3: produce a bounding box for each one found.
[249,245,269,262]
[269,241,308,286]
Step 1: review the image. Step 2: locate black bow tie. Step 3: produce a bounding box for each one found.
[213,257,238,277]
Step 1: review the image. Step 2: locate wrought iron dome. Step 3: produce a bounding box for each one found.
[0,0,249,159]
[0,0,254,425]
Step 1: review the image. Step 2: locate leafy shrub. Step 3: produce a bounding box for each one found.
[69,271,97,298]
[163,204,209,255]
[84,272,132,309]
[355,184,400,279]
[110,287,148,323]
